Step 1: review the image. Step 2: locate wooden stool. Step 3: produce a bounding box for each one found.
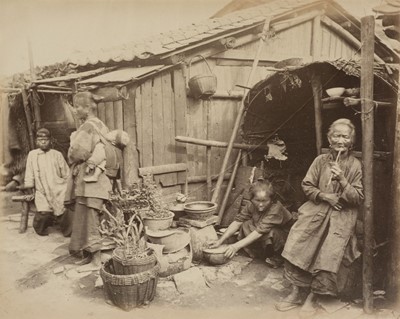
[11,186,34,233]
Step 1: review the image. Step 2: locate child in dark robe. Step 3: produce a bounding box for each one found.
[209,179,294,267]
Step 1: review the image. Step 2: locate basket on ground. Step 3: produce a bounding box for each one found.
[112,247,157,275]
[101,259,160,311]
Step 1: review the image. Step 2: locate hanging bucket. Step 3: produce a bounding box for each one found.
[188,55,217,100]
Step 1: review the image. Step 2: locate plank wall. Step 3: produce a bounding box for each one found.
[103,15,361,200]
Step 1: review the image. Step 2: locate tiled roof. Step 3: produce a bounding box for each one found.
[68,0,321,68]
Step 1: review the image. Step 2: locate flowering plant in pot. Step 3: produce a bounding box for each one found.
[100,206,157,275]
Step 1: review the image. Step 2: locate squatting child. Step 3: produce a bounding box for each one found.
[209,179,294,268]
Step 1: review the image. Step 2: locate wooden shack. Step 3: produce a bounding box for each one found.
[2,0,399,306]
[26,0,398,201]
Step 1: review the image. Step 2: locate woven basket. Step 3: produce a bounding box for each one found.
[188,55,217,100]
[101,260,160,311]
[112,247,157,275]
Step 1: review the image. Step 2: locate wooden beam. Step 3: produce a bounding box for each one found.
[187,173,231,184]
[310,72,323,155]
[187,90,243,100]
[211,51,312,65]
[0,87,22,93]
[138,163,187,176]
[272,9,324,33]
[211,90,244,99]
[312,15,322,60]
[175,135,269,151]
[361,15,375,314]
[321,16,384,63]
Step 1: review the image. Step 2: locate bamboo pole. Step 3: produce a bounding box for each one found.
[211,17,271,204]
[205,100,212,200]
[361,15,375,314]
[217,150,242,224]
[310,72,323,155]
[175,136,269,150]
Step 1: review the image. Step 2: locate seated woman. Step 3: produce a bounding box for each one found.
[209,179,294,267]
[276,119,364,315]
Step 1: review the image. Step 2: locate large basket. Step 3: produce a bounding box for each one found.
[112,247,157,275]
[101,260,160,311]
[188,55,217,100]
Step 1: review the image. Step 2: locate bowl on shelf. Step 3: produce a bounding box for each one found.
[183,201,218,220]
[203,245,229,265]
[326,87,345,97]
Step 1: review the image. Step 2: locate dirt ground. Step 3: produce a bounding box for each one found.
[0,191,398,319]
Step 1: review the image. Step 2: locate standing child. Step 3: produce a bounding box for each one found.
[209,179,294,267]
[24,128,70,236]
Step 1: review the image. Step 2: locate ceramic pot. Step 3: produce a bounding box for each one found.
[143,211,175,231]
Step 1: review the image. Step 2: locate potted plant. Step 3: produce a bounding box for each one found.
[100,206,156,275]
[99,206,160,311]
[139,175,174,230]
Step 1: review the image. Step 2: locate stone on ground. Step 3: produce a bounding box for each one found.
[94,276,103,288]
[156,279,180,300]
[53,266,65,274]
[65,268,92,280]
[318,296,349,314]
[173,267,207,295]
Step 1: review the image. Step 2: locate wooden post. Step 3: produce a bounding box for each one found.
[312,15,322,61]
[388,71,400,304]
[206,100,212,200]
[122,85,140,185]
[211,17,271,204]
[21,88,35,149]
[310,72,323,155]
[30,90,41,130]
[217,150,241,224]
[361,15,375,314]
[27,38,36,81]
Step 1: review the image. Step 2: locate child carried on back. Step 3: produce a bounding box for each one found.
[208,179,294,268]
[83,130,130,183]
